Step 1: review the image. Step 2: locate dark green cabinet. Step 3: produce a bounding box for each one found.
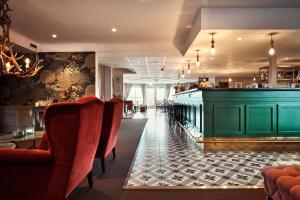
[213,104,245,136]
[246,104,277,136]
[278,104,300,135]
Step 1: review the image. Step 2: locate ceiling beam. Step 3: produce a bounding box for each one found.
[201,8,300,30]
[174,9,202,56]
[9,29,40,52]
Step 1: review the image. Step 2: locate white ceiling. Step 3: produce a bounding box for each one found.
[9,0,300,84]
[10,0,195,44]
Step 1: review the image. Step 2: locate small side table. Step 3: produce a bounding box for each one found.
[0,131,44,149]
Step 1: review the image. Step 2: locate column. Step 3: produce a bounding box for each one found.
[104,66,112,99]
[141,84,146,105]
[268,54,278,88]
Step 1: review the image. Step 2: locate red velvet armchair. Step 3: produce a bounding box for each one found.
[95,98,122,172]
[0,96,104,200]
[123,100,133,113]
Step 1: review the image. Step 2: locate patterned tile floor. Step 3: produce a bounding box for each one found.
[125,109,300,189]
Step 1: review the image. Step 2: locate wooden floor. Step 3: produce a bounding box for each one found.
[68,111,266,200]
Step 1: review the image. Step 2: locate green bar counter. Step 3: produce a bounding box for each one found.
[174,88,300,143]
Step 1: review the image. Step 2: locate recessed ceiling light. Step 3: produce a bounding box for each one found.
[186,24,192,29]
[210,57,214,60]
[237,37,242,41]
[112,28,117,32]
[284,57,289,60]
[52,34,57,38]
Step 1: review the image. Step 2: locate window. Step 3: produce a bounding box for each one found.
[127,86,143,105]
[156,88,165,101]
[146,88,155,107]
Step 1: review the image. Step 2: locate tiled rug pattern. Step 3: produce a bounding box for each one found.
[125,110,300,188]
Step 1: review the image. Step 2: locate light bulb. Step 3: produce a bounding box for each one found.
[25,58,30,69]
[253,77,256,81]
[181,73,185,78]
[269,47,275,56]
[228,77,232,82]
[210,47,216,55]
[5,62,11,70]
[196,61,200,67]
[25,58,30,64]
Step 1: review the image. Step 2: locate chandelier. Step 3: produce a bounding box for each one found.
[0,0,43,78]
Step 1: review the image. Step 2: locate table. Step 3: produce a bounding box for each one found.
[0,143,16,149]
[0,131,44,149]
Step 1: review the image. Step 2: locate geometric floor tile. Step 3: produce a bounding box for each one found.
[124,110,300,189]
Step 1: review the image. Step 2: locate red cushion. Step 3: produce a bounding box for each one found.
[262,166,300,200]
[290,185,300,200]
[38,133,49,150]
[277,176,300,200]
[0,149,52,163]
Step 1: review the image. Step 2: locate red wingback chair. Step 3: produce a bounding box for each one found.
[123,100,133,113]
[0,96,104,200]
[262,166,300,200]
[95,98,122,172]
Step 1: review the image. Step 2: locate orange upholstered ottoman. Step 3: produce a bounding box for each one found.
[262,166,300,200]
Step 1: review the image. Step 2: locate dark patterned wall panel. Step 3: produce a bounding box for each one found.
[0,52,95,106]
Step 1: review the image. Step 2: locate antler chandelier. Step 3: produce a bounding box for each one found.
[0,0,42,78]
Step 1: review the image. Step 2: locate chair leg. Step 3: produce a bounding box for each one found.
[266,196,272,200]
[87,170,93,188]
[101,158,105,173]
[112,147,116,159]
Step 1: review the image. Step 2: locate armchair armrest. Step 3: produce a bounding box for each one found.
[0,149,52,163]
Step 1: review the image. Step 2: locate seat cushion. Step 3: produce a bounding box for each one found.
[262,166,300,199]
[277,176,300,200]
[290,185,300,200]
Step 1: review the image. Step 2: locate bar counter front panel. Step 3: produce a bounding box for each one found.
[174,88,300,138]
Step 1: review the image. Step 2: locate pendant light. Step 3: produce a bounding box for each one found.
[181,68,185,78]
[210,33,216,55]
[228,72,232,82]
[195,50,200,67]
[268,33,276,56]
[187,60,191,74]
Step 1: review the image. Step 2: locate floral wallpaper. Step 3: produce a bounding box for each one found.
[0,52,95,106]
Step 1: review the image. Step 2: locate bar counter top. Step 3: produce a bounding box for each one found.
[175,88,300,95]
